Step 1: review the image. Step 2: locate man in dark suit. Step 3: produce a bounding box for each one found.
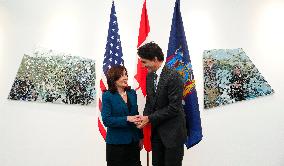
[136,42,187,166]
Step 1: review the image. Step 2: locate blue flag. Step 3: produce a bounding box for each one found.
[166,0,203,149]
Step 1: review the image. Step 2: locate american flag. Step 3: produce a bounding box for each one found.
[98,1,124,140]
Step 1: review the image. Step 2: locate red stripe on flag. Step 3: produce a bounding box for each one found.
[99,98,102,112]
[166,54,175,62]
[100,79,106,92]
[98,117,106,140]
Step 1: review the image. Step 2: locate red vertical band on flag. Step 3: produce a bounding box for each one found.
[137,0,150,48]
[143,123,152,152]
[135,0,152,152]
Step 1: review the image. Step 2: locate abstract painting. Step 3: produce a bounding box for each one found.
[8,48,96,106]
[203,48,274,109]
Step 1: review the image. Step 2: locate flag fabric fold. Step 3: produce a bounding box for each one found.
[134,0,152,152]
[98,1,124,140]
[166,0,203,149]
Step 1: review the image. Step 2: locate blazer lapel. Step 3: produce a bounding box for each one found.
[126,91,135,115]
[116,93,128,114]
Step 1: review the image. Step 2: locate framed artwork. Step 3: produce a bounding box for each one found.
[8,48,96,106]
[203,48,274,109]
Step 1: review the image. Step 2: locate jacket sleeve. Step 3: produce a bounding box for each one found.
[148,72,183,126]
[101,92,128,128]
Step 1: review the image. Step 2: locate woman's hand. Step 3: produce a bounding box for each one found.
[127,115,141,123]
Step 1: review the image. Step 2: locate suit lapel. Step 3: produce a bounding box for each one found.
[153,66,168,105]
[148,73,155,96]
[147,73,156,108]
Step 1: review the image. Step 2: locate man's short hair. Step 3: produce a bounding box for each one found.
[137,42,164,61]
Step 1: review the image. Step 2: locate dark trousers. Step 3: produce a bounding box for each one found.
[151,132,184,166]
[106,142,142,166]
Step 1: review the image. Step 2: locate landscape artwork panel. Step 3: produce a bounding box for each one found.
[8,48,96,106]
[203,48,274,109]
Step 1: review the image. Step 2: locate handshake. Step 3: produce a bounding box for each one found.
[127,115,149,129]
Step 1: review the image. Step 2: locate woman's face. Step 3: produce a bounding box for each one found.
[115,70,128,89]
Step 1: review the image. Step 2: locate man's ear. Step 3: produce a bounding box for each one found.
[154,57,158,62]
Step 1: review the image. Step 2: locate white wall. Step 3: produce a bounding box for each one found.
[1,0,284,166]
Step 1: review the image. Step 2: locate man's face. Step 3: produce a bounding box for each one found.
[140,58,158,73]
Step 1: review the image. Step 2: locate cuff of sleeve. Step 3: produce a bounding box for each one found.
[124,116,129,125]
[148,115,153,123]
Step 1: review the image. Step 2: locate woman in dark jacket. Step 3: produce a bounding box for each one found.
[102,65,143,166]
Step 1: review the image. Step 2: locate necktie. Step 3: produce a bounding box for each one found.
[153,72,158,93]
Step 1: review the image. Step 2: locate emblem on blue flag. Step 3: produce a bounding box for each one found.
[166,47,195,98]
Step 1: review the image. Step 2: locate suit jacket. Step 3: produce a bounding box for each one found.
[102,89,143,144]
[144,66,187,148]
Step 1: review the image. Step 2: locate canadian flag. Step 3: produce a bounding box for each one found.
[134,0,152,152]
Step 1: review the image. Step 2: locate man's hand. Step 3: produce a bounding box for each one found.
[136,116,149,129]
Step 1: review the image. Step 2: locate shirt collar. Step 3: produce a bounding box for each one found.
[155,61,165,77]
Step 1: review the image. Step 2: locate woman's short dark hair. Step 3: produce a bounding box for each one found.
[106,65,130,93]
[137,42,164,61]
